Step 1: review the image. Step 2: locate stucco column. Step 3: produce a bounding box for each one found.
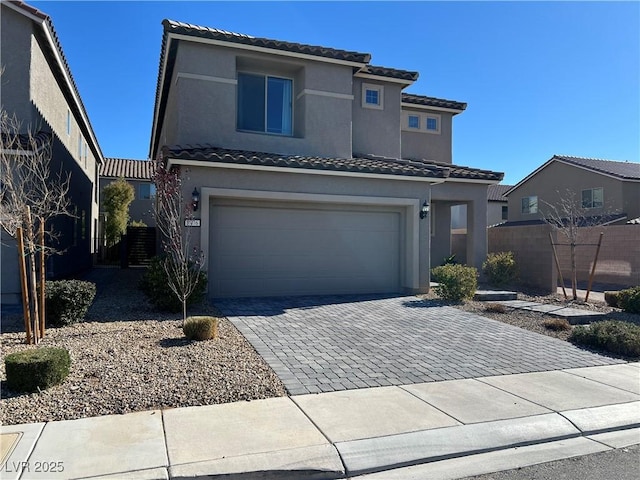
[466,197,488,269]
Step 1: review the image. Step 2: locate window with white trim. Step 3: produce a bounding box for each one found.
[581,187,603,209]
[237,73,293,135]
[66,110,71,136]
[362,83,383,110]
[521,196,538,214]
[402,111,441,134]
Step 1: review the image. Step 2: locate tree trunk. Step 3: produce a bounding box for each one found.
[570,242,578,301]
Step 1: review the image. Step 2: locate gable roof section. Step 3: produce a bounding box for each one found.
[163,145,503,183]
[506,155,640,196]
[401,93,467,113]
[488,184,512,201]
[100,158,153,180]
[5,1,104,164]
[356,65,419,85]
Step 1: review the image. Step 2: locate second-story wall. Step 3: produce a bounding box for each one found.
[161,41,354,158]
[400,108,454,164]
[352,77,402,158]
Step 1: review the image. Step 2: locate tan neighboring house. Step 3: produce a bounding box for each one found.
[504,155,640,225]
[150,20,503,299]
[1,1,104,303]
[98,158,156,234]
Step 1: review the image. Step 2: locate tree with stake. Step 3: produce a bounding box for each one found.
[1,111,73,344]
[152,153,206,321]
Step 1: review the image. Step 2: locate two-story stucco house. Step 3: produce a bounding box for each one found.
[505,155,640,225]
[150,20,503,299]
[1,1,104,303]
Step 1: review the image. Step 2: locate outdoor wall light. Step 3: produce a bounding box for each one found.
[420,201,430,219]
[192,187,200,212]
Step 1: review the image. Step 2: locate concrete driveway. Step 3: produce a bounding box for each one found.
[216,295,623,395]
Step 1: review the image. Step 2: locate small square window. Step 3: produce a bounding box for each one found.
[408,115,420,129]
[426,117,438,131]
[362,83,383,110]
[139,183,156,200]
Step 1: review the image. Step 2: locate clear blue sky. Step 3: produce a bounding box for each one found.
[31,1,639,185]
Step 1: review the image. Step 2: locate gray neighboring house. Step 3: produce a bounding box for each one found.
[150,20,503,299]
[98,158,156,239]
[504,155,640,225]
[1,1,104,303]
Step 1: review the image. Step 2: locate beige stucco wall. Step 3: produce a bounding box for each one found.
[400,109,454,164]
[160,41,354,158]
[622,182,640,220]
[507,162,627,223]
[351,77,402,158]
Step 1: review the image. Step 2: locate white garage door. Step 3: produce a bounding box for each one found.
[209,201,402,298]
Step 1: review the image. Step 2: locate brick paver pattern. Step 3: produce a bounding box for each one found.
[216,295,623,395]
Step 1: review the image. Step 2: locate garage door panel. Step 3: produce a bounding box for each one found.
[210,203,401,298]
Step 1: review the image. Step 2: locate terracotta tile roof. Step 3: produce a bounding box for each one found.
[402,93,467,112]
[487,184,513,201]
[163,145,504,182]
[553,155,640,180]
[6,1,104,163]
[162,19,371,64]
[360,65,419,82]
[100,158,153,180]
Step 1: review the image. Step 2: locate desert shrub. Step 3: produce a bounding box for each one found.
[617,286,640,314]
[129,220,148,227]
[431,264,478,302]
[139,256,207,313]
[5,347,71,392]
[45,280,96,327]
[543,318,571,331]
[183,316,219,341]
[570,321,640,357]
[604,291,620,308]
[482,251,518,287]
[485,303,507,313]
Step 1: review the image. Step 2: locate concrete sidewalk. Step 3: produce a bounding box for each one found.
[2,363,639,480]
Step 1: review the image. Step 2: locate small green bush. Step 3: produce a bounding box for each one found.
[543,318,571,331]
[139,256,207,313]
[618,286,640,314]
[482,252,518,287]
[45,280,96,327]
[5,347,71,392]
[431,264,478,302]
[183,316,218,341]
[604,291,620,308]
[570,320,640,357]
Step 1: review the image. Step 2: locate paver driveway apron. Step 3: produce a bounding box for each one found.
[216,295,623,395]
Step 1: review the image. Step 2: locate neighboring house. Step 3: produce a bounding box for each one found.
[150,20,503,298]
[504,155,640,225]
[451,184,512,230]
[1,1,104,303]
[98,158,156,232]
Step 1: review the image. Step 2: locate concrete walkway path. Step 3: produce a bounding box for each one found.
[2,364,639,479]
[217,295,622,395]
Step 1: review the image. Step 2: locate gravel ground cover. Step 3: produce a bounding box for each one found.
[0,268,286,426]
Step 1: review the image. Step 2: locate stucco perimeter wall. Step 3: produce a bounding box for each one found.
[555,225,640,289]
[488,224,557,293]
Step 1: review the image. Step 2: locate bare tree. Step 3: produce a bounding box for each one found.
[152,153,205,321]
[1,110,73,344]
[541,189,610,301]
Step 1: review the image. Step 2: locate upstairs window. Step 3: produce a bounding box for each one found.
[582,187,603,209]
[426,116,439,132]
[237,73,292,135]
[66,110,71,136]
[521,196,538,214]
[408,115,420,129]
[139,183,156,200]
[362,83,383,110]
[501,205,508,220]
